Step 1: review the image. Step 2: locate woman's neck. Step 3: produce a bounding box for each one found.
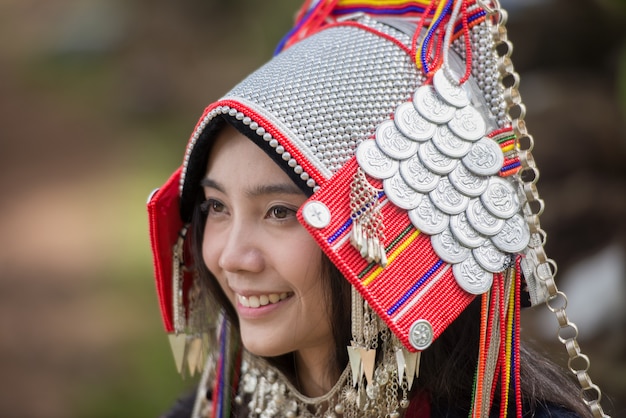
[294,345,338,397]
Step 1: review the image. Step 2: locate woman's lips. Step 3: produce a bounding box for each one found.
[237,292,290,308]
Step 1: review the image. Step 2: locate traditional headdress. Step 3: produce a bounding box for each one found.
[147,1,608,417]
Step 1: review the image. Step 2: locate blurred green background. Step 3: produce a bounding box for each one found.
[0,0,624,417]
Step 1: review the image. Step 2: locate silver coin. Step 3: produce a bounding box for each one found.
[431,125,472,158]
[413,85,456,124]
[409,319,433,350]
[429,177,469,215]
[481,177,520,219]
[466,198,505,236]
[453,256,493,295]
[301,201,331,229]
[449,212,485,248]
[472,241,509,273]
[383,172,424,210]
[418,140,457,175]
[433,69,470,108]
[356,139,399,179]
[408,196,449,235]
[375,120,419,160]
[491,213,531,253]
[448,106,486,142]
[400,154,440,193]
[394,102,436,142]
[431,227,470,264]
[448,163,488,197]
[462,137,504,176]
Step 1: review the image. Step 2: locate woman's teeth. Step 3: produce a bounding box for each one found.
[238,292,289,308]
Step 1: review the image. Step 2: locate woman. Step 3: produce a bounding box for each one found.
[148,1,607,417]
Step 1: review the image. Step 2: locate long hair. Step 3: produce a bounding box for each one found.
[190,190,591,417]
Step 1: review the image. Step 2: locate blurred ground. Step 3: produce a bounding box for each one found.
[0,0,624,417]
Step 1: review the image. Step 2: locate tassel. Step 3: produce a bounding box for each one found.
[349,168,387,266]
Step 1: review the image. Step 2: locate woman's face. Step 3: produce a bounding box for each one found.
[201,125,333,359]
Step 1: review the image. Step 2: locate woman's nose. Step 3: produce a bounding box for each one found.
[217,222,265,274]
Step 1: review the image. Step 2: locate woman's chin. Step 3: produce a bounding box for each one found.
[241,337,290,359]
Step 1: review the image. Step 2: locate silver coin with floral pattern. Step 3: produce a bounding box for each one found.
[448,105,486,142]
[375,120,419,160]
[491,213,530,253]
[449,212,485,248]
[394,102,436,142]
[453,256,493,295]
[383,172,424,210]
[418,140,458,175]
[408,196,449,235]
[448,163,488,197]
[433,69,470,108]
[356,139,399,179]
[480,177,520,219]
[431,125,472,158]
[413,85,455,124]
[472,241,509,273]
[429,178,469,215]
[431,228,470,264]
[400,154,440,193]
[462,136,504,176]
[465,198,505,236]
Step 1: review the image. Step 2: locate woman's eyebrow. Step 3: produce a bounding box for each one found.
[201,177,303,197]
[200,177,224,193]
[246,183,304,198]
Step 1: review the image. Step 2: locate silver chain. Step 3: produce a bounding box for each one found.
[488,7,610,418]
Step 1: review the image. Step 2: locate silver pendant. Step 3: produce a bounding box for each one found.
[413,85,455,124]
[429,177,469,215]
[472,240,509,273]
[448,105,486,142]
[480,177,520,219]
[453,256,493,295]
[449,212,485,249]
[399,154,440,193]
[408,196,449,235]
[356,139,399,179]
[431,227,470,264]
[431,125,472,158]
[433,69,470,108]
[491,213,530,253]
[375,120,419,160]
[465,198,505,236]
[394,102,436,142]
[462,137,504,176]
[448,163,488,197]
[383,172,424,210]
[418,140,458,175]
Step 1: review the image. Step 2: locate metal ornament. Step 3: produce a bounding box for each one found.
[394,102,436,141]
[356,139,399,179]
[452,256,494,295]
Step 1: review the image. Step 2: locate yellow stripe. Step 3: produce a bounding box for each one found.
[362,229,421,286]
[501,144,515,153]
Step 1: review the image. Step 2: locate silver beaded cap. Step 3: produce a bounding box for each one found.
[180,16,419,201]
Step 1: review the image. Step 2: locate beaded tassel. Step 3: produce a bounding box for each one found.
[349,167,387,266]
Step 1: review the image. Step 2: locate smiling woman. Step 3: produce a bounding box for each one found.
[200,127,334,396]
[147,1,609,417]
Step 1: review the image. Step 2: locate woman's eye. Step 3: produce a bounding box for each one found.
[268,206,295,220]
[200,199,225,215]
